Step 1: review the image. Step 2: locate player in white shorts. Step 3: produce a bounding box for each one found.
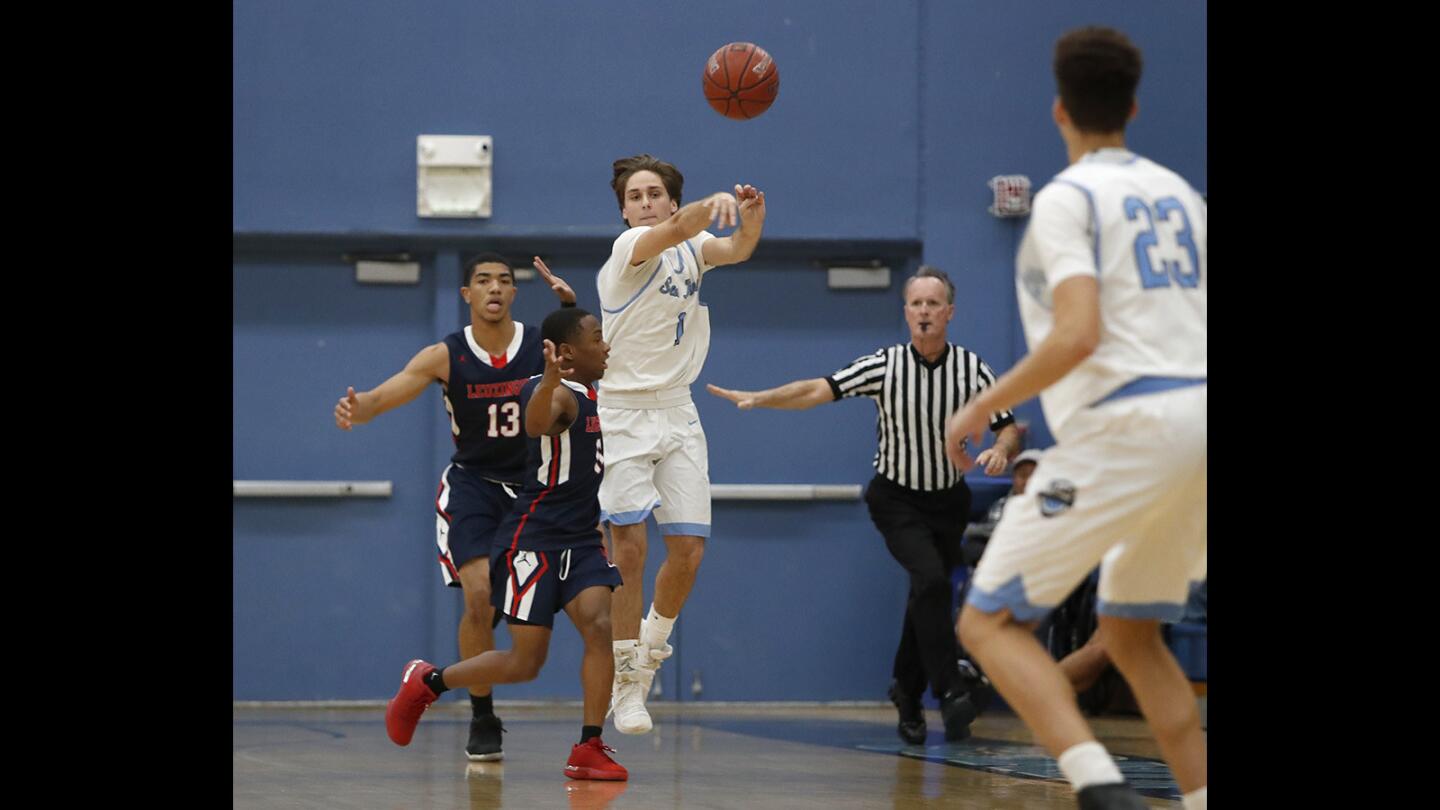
[596,154,766,734]
[943,28,1207,810]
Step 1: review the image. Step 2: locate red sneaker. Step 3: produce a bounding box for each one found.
[564,737,628,781]
[385,659,438,746]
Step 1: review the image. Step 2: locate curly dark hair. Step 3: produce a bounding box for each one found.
[1053,27,1142,133]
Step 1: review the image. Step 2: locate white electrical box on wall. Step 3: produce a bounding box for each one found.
[355,260,420,285]
[417,135,492,218]
[827,266,891,290]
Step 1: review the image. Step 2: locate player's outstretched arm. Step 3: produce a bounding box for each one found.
[974,423,1024,476]
[334,343,449,430]
[525,339,579,437]
[702,184,766,267]
[944,276,1099,469]
[532,256,576,305]
[705,377,833,411]
[630,191,741,265]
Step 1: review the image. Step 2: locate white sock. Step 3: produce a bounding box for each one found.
[613,639,639,660]
[1057,741,1124,790]
[641,604,675,649]
[1181,786,1207,810]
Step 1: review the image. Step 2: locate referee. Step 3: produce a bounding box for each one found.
[707,265,1022,744]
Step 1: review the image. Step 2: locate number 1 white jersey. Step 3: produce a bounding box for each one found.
[1016,148,1207,438]
[597,226,717,401]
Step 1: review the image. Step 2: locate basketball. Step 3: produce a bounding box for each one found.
[703,42,779,120]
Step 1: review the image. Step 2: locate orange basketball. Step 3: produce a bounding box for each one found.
[703,42,779,120]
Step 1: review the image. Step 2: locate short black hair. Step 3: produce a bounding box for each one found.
[464,252,514,285]
[541,307,593,348]
[1054,26,1142,134]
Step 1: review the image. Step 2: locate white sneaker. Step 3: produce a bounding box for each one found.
[610,655,654,734]
[644,641,673,664]
[639,618,674,665]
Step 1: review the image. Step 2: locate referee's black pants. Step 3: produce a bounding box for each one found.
[864,473,970,702]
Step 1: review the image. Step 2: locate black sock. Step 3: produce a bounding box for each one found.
[580,725,602,744]
[471,693,494,718]
[423,668,449,697]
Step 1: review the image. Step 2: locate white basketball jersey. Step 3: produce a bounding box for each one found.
[1016,148,1207,437]
[596,226,717,400]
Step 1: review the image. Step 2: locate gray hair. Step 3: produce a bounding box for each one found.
[904,265,955,304]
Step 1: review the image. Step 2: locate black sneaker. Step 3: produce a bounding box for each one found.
[886,681,927,745]
[466,714,505,761]
[939,689,977,742]
[956,658,993,712]
[1075,783,1147,810]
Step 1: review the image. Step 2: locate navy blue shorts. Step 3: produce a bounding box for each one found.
[435,464,518,587]
[490,543,623,628]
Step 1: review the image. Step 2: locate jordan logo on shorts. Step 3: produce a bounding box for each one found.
[1037,480,1076,517]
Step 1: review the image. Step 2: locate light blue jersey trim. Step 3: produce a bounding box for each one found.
[601,500,661,526]
[1089,376,1206,408]
[681,239,706,301]
[964,574,1053,623]
[1097,599,1185,622]
[657,522,711,538]
[1082,147,1139,166]
[1051,179,1100,270]
[601,260,666,315]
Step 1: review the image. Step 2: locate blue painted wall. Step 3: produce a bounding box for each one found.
[233,0,922,240]
[233,0,1206,701]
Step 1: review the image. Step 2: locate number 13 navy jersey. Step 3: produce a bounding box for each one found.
[496,377,604,552]
[441,323,544,483]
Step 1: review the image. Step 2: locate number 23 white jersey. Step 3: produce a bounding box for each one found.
[1016,148,1207,437]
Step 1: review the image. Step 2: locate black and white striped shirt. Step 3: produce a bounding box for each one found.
[826,343,1015,492]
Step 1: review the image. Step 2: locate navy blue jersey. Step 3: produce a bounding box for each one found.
[496,377,605,552]
[441,323,544,482]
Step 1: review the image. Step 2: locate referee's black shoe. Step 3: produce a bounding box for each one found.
[956,658,993,713]
[939,688,977,742]
[466,714,505,761]
[1075,782,1147,809]
[886,681,927,745]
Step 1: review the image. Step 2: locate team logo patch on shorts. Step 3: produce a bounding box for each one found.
[1037,480,1076,517]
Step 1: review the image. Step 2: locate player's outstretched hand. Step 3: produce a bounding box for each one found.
[542,339,575,381]
[533,256,576,305]
[735,184,766,226]
[335,386,361,430]
[944,404,987,472]
[706,383,757,410]
[703,192,740,230]
[975,447,1010,476]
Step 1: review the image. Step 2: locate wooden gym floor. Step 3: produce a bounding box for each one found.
[234,702,1196,808]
